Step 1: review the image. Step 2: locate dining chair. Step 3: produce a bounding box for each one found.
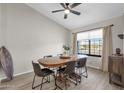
[75,58,88,78]
[44,55,53,58]
[32,61,55,89]
[56,61,81,89]
[43,55,53,82]
[56,53,67,75]
[57,54,63,56]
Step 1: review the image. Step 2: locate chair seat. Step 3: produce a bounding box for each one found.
[69,73,81,79]
[75,65,81,68]
[75,60,86,68]
[57,67,65,73]
[41,68,54,77]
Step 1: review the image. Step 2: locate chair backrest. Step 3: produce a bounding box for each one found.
[57,54,63,56]
[77,58,87,68]
[32,61,42,76]
[44,55,52,58]
[63,61,75,75]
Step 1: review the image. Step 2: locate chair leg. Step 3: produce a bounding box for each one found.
[81,68,83,75]
[53,74,57,89]
[109,73,112,84]
[53,74,63,90]
[85,66,88,78]
[75,77,78,85]
[47,76,48,82]
[79,77,81,83]
[32,74,36,89]
[40,77,44,90]
[65,78,67,90]
[32,74,44,89]
[53,74,56,86]
[79,66,88,78]
[47,76,50,83]
[49,76,50,83]
[79,68,81,75]
[75,68,78,74]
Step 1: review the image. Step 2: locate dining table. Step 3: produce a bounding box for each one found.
[38,54,88,89]
[38,54,88,68]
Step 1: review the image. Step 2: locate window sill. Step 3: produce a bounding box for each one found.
[77,53,101,57]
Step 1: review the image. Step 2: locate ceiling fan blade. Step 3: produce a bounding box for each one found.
[60,3,66,9]
[70,10,81,15]
[64,14,67,19]
[52,9,64,13]
[70,3,81,8]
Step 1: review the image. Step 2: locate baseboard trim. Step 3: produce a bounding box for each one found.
[0,69,33,82]
[14,70,33,77]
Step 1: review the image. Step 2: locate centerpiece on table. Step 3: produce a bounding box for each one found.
[60,45,71,59]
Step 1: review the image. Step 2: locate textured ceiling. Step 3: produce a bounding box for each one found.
[27,3,124,30]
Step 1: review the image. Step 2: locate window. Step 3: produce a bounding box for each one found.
[77,29,103,57]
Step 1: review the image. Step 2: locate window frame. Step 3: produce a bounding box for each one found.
[77,29,103,57]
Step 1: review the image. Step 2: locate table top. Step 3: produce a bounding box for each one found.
[38,54,88,68]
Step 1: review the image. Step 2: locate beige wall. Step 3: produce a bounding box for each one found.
[0,4,70,79]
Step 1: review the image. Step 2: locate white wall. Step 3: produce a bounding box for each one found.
[0,4,2,78]
[122,16,124,54]
[0,4,70,79]
[87,56,102,69]
[0,4,2,46]
[0,4,5,79]
[0,4,6,47]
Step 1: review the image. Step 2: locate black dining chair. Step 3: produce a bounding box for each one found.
[44,55,53,58]
[43,55,53,82]
[32,61,55,89]
[56,61,81,89]
[57,54,63,56]
[75,58,88,78]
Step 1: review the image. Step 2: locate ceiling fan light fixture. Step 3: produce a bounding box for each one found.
[64,9,70,14]
[52,3,81,19]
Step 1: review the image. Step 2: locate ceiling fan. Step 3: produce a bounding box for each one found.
[52,3,81,19]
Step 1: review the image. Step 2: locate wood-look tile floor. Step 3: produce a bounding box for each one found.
[0,68,123,90]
